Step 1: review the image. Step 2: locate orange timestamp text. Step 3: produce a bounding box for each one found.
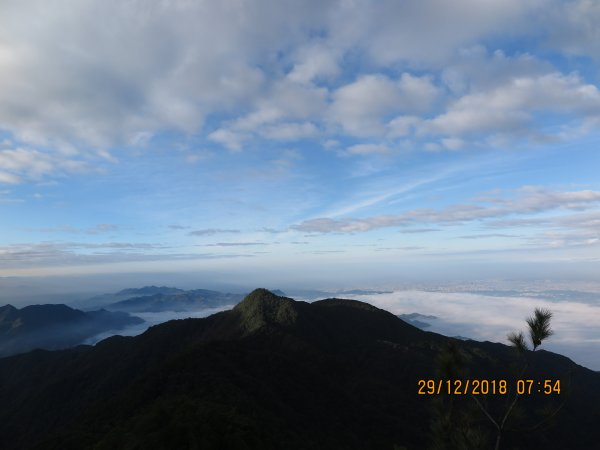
[417,379,561,395]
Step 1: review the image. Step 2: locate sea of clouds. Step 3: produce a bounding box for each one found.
[344,290,600,371]
[83,305,236,345]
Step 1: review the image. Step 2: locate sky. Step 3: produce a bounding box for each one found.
[1,0,600,287]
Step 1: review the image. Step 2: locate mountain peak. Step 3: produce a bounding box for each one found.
[233,288,300,333]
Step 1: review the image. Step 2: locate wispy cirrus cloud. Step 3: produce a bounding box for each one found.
[188,229,241,236]
[459,233,520,239]
[25,224,119,235]
[204,242,268,247]
[292,187,600,233]
[0,241,254,268]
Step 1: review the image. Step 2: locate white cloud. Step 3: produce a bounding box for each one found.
[330,73,438,136]
[441,137,464,150]
[327,0,542,66]
[211,79,327,146]
[0,147,89,184]
[440,46,551,94]
[0,172,21,184]
[208,129,247,151]
[0,0,332,150]
[287,42,340,84]
[343,143,391,156]
[260,122,319,140]
[426,72,600,139]
[387,115,421,137]
[545,0,600,59]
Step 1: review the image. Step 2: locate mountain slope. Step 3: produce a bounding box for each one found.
[0,289,597,449]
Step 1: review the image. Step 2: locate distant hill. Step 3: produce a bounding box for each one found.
[0,304,143,357]
[105,288,244,313]
[398,312,438,329]
[0,289,598,449]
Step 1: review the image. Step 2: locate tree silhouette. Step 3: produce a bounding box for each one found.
[526,308,554,350]
[471,307,556,450]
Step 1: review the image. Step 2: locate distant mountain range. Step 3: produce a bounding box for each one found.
[75,285,187,310]
[0,289,598,449]
[104,288,244,313]
[76,285,245,313]
[0,286,248,357]
[78,285,391,313]
[0,304,143,357]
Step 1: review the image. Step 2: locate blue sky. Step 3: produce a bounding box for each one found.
[1,0,600,286]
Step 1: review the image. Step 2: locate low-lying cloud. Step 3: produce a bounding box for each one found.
[84,306,235,345]
[349,289,600,370]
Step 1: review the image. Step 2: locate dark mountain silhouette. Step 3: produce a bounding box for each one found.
[0,303,143,357]
[0,289,598,449]
[105,288,244,313]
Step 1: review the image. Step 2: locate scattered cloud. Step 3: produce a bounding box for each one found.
[0,0,598,171]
